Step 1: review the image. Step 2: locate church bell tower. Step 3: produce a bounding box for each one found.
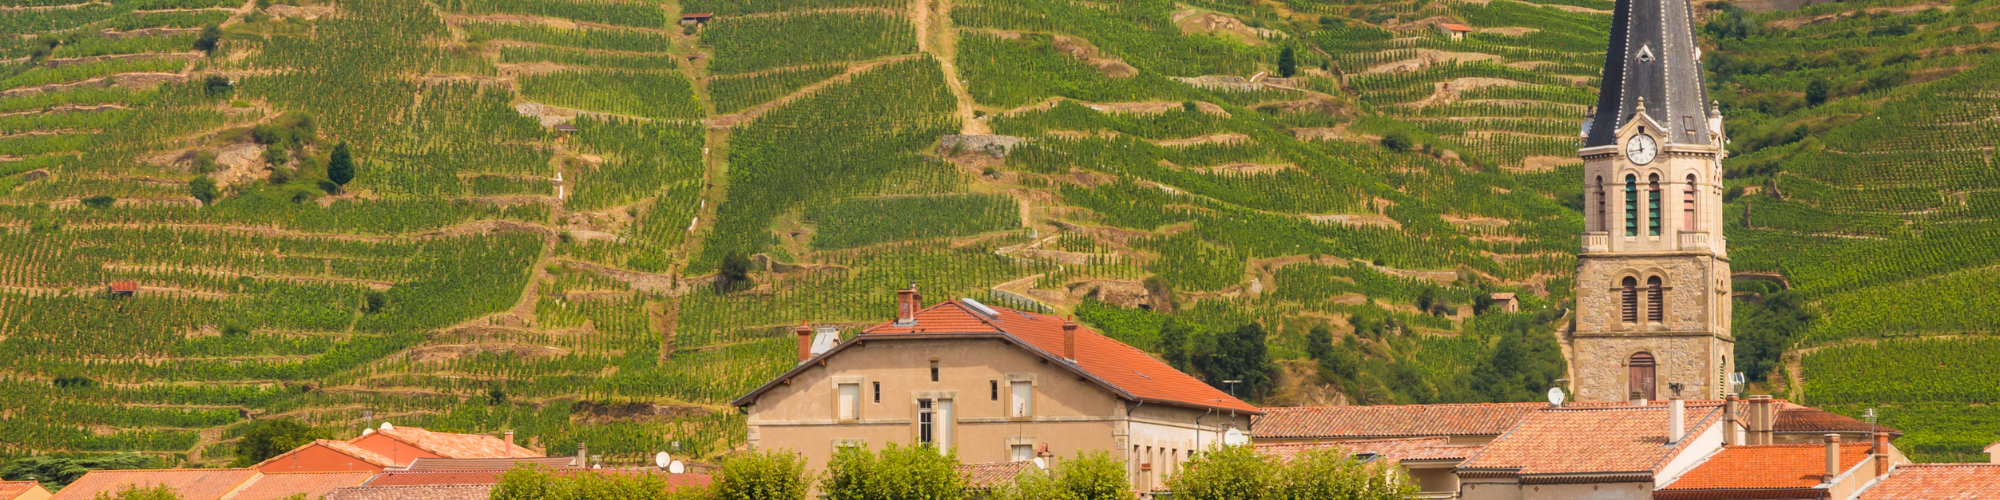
[1572,0,1733,402]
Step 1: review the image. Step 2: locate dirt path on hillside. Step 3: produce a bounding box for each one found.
[705,56,912,128]
[64,219,554,241]
[917,0,988,134]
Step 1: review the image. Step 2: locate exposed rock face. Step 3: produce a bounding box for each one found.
[937,135,1025,158]
[211,143,267,188]
[1070,280,1152,309]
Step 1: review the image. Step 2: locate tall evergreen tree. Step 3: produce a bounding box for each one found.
[326,142,354,194]
[1277,46,1298,77]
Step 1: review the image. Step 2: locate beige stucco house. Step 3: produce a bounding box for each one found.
[732,288,1258,492]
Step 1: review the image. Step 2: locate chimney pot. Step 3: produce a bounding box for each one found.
[576,444,587,468]
[1826,434,1842,481]
[1062,317,1078,361]
[895,284,921,326]
[1669,396,1685,445]
[1724,394,1741,446]
[504,431,515,458]
[1748,395,1774,445]
[794,322,813,363]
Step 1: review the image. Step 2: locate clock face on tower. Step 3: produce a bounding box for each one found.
[1627,134,1658,164]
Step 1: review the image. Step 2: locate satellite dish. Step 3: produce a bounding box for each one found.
[380,422,394,430]
[668,461,686,474]
[1222,428,1248,446]
[1032,457,1047,470]
[654,452,671,469]
[1547,387,1567,407]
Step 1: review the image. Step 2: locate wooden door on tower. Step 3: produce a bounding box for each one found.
[1629,353,1657,400]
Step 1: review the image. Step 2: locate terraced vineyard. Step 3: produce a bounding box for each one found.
[0,0,1994,470]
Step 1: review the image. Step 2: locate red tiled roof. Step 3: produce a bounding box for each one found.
[1459,403,1723,476]
[50,469,260,500]
[1256,436,1481,464]
[1439,23,1473,31]
[405,457,577,471]
[1856,464,2000,500]
[1659,444,1871,493]
[958,461,1040,490]
[363,426,539,459]
[1253,403,1544,439]
[109,281,138,292]
[323,485,493,500]
[366,470,504,486]
[230,472,374,500]
[1774,407,1901,437]
[0,481,44,500]
[739,299,1258,413]
[257,439,403,469]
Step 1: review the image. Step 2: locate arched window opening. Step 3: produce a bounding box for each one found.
[1625,175,1639,236]
[1684,174,1698,231]
[1596,176,1607,232]
[1629,352,1657,401]
[1621,277,1639,323]
[1648,174,1663,236]
[1647,276,1665,323]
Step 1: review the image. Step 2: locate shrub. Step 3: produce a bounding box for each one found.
[1381,132,1413,152]
[231,419,331,467]
[711,449,811,500]
[81,195,115,209]
[823,444,965,500]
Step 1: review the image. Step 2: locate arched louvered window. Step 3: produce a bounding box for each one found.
[1647,276,1665,323]
[1648,174,1663,236]
[1596,176,1607,232]
[1684,174,1698,231]
[1621,277,1639,323]
[1625,175,1639,236]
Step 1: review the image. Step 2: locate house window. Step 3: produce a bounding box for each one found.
[1684,174,1698,231]
[1648,174,1663,236]
[1010,381,1033,418]
[873,381,881,403]
[1625,175,1639,236]
[1647,276,1665,323]
[930,360,939,382]
[1011,444,1035,461]
[1629,352,1657,400]
[838,383,860,420]
[918,400,934,444]
[990,380,999,401]
[1621,277,1639,323]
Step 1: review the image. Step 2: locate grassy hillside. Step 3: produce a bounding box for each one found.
[0,0,1993,468]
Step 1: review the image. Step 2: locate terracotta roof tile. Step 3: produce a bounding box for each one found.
[1440,23,1473,31]
[1459,404,1722,476]
[230,472,375,500]
[256,439,403,469]
[366,471,504,486]
[1254,403,1544,439]
[1659,444,1871,492]
[0,481,44,500]
[403,457,577,471]
[363,426,539,459]
[50,469,260,500]
[1856,464,2000,500]
[1774,407,1901,437]
[1255,436,1482,464]
[861,300,1257,413]
[323,485,493,500]
[957,461,1040,490]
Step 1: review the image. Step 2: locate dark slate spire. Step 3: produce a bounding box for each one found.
[1585,0,1712,147]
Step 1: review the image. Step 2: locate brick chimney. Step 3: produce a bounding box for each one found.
[1724,394,1741,445]
[504,431,515,458]
[1062,317,1078,362]
[1630,391,1647,407]
[1825,434,1841,482]
[1874,431,1891,477]
[1668,395,1685,445]
[895,284,921,326]
[1747,395,1774,445]
[794,322,813,363]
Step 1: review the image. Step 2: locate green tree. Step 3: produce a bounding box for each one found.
[1304,325,1333,361]
[1,454,157,489]
[1381,132,1413,152]
[1734,291,1810,382]
[712,449,812,500]
[203,76,232,97]
[194,25,221,53]
[1053,451,1126,500]
[493,464,708,500]
[82,195,115,209]
[1167,444,1273,500]
[1805,79,1829,106]
[1275,447,1417,500]
[1277,45,1297,78]
[1160,318,1192,371]
[824,444,965,500]
[718,252,755,292]
[1192,323,1276,399]
[1465,314,1568,402]
[230,419,331,467]
[97,484,181,500]
[326,142,354,193]
[188,176,218,205]
[363,290,387,313]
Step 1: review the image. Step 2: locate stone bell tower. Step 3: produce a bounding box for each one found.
[1571,0,1733,402]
